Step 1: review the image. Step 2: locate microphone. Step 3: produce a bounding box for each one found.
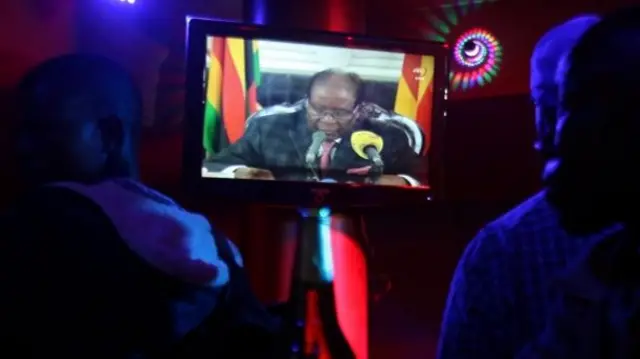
[306,131,327,166]
[350,130,384,168]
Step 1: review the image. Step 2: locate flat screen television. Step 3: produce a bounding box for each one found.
[183,18,448,208]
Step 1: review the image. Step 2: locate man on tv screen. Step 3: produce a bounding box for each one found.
[202,69,422,186]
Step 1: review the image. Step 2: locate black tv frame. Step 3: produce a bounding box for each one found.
[182,17,449,209]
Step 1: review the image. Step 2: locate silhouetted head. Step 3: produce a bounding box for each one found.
[547,6,640,232]
[530,15,600,179]
[15,54,142,186]
[305,69,365,140]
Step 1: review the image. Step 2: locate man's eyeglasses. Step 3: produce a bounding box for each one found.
[307,101,354,120]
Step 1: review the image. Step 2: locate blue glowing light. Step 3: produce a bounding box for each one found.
[297,207,334,282]
[317,209,334,282]
[318,207,331,218]
[251,0,267,25]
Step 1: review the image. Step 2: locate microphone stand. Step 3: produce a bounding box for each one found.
[288,208,330,359]
[286,208,358,359]
[367,161,383,185]
[305,160,320,182]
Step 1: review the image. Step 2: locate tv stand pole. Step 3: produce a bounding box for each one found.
[286,207,361,359]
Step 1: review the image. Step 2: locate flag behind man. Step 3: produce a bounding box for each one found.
[394,54,434,154]
[203,37,262,157]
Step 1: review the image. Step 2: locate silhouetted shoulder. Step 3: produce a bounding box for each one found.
[4,186,116,235]
[458,192,560,264]
[489,191,557,233]
[0,186,155,356]
[479,190,620,259]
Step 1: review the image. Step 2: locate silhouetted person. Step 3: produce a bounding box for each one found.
[437,15,612,359]
[518,6,640,358]
[0,54,279,358]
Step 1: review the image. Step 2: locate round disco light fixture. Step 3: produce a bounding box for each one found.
[450,28,503,91]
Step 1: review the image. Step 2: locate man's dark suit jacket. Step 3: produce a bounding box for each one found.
[203,103,421,182]
[0,185,279,358]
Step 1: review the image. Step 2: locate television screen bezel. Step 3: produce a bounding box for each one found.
[183,17,449,208]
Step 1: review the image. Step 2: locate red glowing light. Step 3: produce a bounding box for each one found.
[332,228,369,359]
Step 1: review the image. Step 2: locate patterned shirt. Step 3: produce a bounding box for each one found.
[437,191,621,359]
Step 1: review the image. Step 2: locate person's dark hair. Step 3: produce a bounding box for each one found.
[306,69,365,105]
[548,5,640,231]
[17,54,143,143]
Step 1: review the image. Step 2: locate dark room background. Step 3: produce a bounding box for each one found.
[1,0,635,357]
